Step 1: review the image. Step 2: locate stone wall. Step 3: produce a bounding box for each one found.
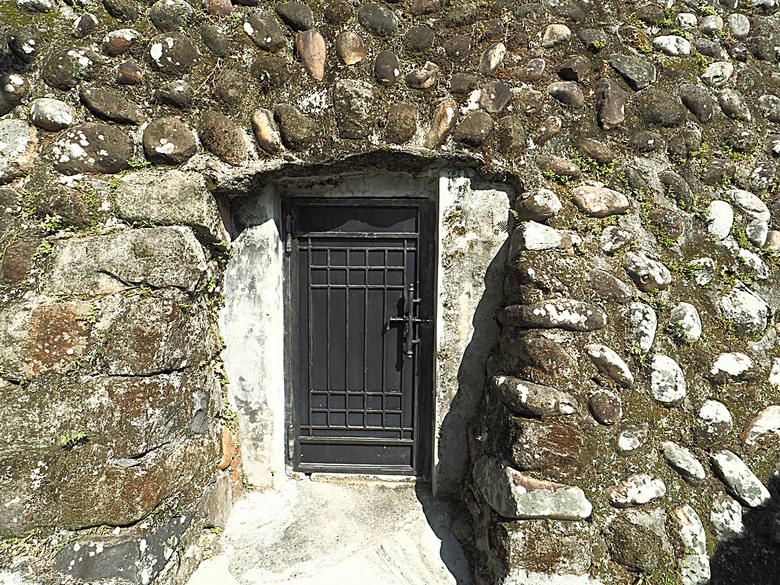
[2,0,780,583]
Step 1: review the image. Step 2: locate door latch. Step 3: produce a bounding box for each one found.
[385,284,431,359]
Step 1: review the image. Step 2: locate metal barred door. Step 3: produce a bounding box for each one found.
[286,199,433,476]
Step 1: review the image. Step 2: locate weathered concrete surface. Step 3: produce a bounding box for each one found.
[220,193,285,490]
[0,571,35,584]
[187,477,471,585]
[436,174,510,497]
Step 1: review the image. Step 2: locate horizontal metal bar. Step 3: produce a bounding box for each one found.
[310,391,403,395]
[290,198,428,208]
[309,286,405,291]
[301,429,413,435]
[297,462,416,475]
[301,248,417,254]
[298,436,414,445]
[297,232,419,238]
[307,264,409,268]
[310,410,404,416]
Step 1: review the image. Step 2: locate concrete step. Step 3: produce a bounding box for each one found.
[188,477,472,585]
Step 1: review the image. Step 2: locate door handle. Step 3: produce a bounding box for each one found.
[385,316,407,330]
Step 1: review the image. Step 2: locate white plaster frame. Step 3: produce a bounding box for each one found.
[220,169,510,496]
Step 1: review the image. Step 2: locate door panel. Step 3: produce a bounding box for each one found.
[287,199,433,476]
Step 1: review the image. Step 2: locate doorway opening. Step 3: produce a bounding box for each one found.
[219,165,511,495]
[284,198,435,477]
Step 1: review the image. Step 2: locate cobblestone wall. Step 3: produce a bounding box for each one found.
[2,0,780,583]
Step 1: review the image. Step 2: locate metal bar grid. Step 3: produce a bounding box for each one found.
[299,235,418,443]
[294,231,418,238]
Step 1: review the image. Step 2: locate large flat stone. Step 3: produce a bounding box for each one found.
[56,515,192,584]
[711,450,771,508]
[490,519,594,577]
[25,300,91,376]
[45,227,208,296]
[52,122,133,175]
[115,170,229,243]
[0,119,38,183]
[0,299,39,380]
[473,457,592,520]
[0,369,213,457]
[503,299,607,331]
[492,375,578,417]
[97,289,217,376]
[1,438,215,533]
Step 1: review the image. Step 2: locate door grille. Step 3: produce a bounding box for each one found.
[287,200,433,475]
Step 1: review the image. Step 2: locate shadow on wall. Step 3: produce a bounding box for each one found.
[436,238,509,498]
[710,474,780,585]
[415,481,475,585]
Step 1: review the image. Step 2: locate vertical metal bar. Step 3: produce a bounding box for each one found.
[326,247,331,429]
[381,248,388,429]
[402,238,409,440]
[362,248,368,429]
[415,199,434,477]
[306,237,314,437]
[345,250,350,428]
[411,229,418,453]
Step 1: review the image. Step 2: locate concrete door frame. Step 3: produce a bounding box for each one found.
[220,166,511,497]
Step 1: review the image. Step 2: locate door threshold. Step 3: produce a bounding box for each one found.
[305,472,419,486]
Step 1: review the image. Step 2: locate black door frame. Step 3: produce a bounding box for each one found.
[283,197,435,478]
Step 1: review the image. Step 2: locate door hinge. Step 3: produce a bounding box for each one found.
[287,424,295,461]
[285,214,293,255]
